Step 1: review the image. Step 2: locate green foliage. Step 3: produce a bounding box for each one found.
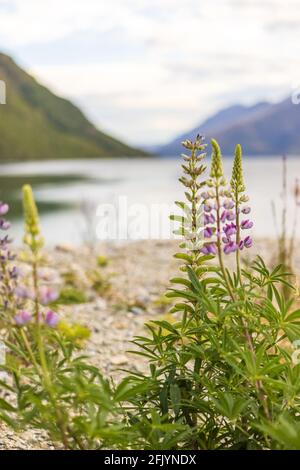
[0,137,299,451]
[0,53,146,161]
[56,287,87,305]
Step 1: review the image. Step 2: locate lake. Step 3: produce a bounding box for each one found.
[0,157,299,245]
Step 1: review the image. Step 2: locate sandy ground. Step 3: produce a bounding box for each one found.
[0,238,299,449]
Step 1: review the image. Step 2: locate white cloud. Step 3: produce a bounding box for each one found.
[0,0,299,144]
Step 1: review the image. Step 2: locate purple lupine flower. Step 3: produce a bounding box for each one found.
[14,310,32,326]
[224,241,238,254]
[39,286,59,305]
[204,213,215,224]
[204,227,214,238]
[9,266,18,279]
[0,219,11,230]
[15,285,34,300]
[45,310,59,327]
[223,223,237,237]
[200,243,217,255]
[0,203,9,215]
[225,211,235,221]
[220,210,227,223]
[241,206,251,214]
[239,240,244,250]
[241,219,253,230]
[244,235,253,248]
[203,203,212,212]
[223,199,235,210]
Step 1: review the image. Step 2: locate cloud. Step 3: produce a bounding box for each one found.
[0,0,299,144]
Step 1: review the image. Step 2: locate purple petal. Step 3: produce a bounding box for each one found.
[14,310,32,326]
[224,241,238,255]
[241,219,253,230]
[241,206,251,214]
[244,236,253,248]
[45,310,59,327]
[0,203,9,216]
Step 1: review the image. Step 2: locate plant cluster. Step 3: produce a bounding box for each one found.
[0,138,299,450]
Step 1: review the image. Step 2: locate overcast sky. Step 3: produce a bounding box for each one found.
[0,0,299,146]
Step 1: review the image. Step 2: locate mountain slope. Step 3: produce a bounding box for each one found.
[158,98,300,156]
[0,53,145,161]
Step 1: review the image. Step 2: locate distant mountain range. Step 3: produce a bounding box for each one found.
[157,97,300,156]
[0,53,145,161]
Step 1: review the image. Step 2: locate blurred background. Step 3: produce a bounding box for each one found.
[0,0,299,244]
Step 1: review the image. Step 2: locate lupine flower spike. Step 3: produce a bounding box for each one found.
[230,144,253,279]
[170,135,208,271]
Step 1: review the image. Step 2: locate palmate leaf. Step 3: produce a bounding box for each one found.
[212,392,249,421]
[257,415,300,450]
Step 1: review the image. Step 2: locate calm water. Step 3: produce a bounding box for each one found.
[0,157,299,244]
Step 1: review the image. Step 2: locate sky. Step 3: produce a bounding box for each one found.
[0,0,299,146]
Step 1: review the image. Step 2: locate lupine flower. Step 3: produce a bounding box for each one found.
[0,203,9,215]
[39,286,59,305]
[223,200,235,210]
[45,310,59,327]
[14,310,32,326]
[244,236,253,248]
[204,213,215,224]
[200,243,217,255]
[204,227,214,238]
[241,219,253,230]
[0,219,10,230]
[241,206,251,214]
[223,223,237,237]
[204,203,213,212]
[224,241,238,254]
[15,285,34,300]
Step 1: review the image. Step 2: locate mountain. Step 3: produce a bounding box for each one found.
[0,53,146,161]
[157,98,300,156]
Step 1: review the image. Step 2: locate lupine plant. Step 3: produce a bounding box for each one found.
[0,141,300,450]
[126,137,300,450]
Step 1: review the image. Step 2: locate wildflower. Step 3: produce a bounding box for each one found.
[45,310,59,327]
[223,223,237,237]
[223,200,235,210]
[244,235,253,248]
[39,286,59,305]
[14,310,32,326]
[241,206,251,214]
[200,243,217,255]
[241,219,253,230]
[0,203,9,215]
[0,219,10,230]
[15,285,34,300]
[224,241,238,254]
[204,213,215,224]
[204,227,214,238]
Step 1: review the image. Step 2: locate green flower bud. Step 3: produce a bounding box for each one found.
[231,144,245,192]
[22,184,44,250]
[210,139,224,179]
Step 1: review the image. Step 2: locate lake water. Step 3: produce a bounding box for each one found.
[0,157,299,245]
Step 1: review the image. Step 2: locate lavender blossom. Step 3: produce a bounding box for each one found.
[14,310,32,326]
[39,286,59,305]
[44,310,59,327]
[200,243,217,255]
[241,219,253,230]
